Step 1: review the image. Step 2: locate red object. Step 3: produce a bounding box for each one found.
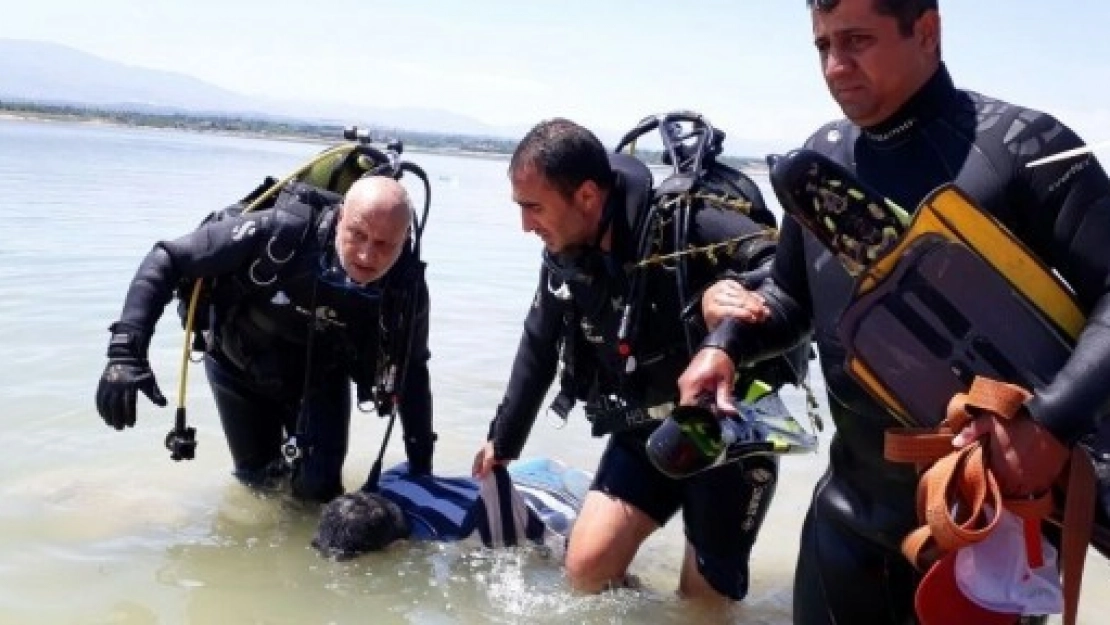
[915,552,1021,625]
[1022,518,1045,570]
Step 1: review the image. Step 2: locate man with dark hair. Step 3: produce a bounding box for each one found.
[681,0,1110,622]
[809,0,937,34]
[472,117,798,605]
[507,118,616,203]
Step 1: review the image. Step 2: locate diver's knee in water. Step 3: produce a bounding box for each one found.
[291,470,343,504]
[232,459,290,492]
[565,557,639,594]
[564,549,618,592]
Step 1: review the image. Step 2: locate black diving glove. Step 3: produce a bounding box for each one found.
[404,433,436,476]
[95,325,167,430]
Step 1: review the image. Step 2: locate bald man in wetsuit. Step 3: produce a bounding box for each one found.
[96,176,437,503]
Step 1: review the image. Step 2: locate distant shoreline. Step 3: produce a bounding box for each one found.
[0,105,767,173]
[0,110,515,162]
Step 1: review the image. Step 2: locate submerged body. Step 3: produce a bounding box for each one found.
[313,458,587,558]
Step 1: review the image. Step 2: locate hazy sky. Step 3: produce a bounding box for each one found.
[3,1,1108,153]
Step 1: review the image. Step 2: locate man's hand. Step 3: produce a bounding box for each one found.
[96,358,167,429]
[701,279,770,331]
[952,411,1070,497]
[677,348,738,414]
[472,440,510,478]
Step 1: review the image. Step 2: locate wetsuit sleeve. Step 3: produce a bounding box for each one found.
[487,268,565,460]
[112,210,277,338]
[399,276,435,474]
[681,200,778,334]
[688,200,778,272]
[701,215,814,366]
[1009,115,1110,444]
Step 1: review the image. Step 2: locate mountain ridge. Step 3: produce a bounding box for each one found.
[0,38,519,138]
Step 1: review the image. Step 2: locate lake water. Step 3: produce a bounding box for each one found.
[0,118,1104,624]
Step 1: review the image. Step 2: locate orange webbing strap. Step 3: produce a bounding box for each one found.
[898,442,1004,565]
[1051,445,1097,625]
[884,376,1095,625]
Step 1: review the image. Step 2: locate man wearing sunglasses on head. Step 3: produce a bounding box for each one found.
[96,174,436,504]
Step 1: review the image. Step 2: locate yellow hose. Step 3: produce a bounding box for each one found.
[174,142,360,410]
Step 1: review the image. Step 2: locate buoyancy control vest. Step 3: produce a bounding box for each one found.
[548,113,809,435]
[175,177,330,353]
[174,136,430,413]
[162,131,434,468]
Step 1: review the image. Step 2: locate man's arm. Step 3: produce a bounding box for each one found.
[953,112,1110,499]
[398,277,436,475]
[474,268,565,474]
[97,209,277,429]
[679,217,814,408]
[685,202,778,332]
[1013,114,1110,447]
[113,209,278,337]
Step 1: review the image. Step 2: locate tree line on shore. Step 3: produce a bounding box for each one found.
[0,99,765,170]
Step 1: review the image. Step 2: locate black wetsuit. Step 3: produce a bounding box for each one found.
[111,182,435,503]
[703,64,1110,623]
[487,153,798,600]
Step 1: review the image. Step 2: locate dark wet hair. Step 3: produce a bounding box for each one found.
[807,0,938,36]
[311,491,410,559]
[509,118,615,200]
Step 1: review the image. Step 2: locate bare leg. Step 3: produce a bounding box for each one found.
[564,490,658,592]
